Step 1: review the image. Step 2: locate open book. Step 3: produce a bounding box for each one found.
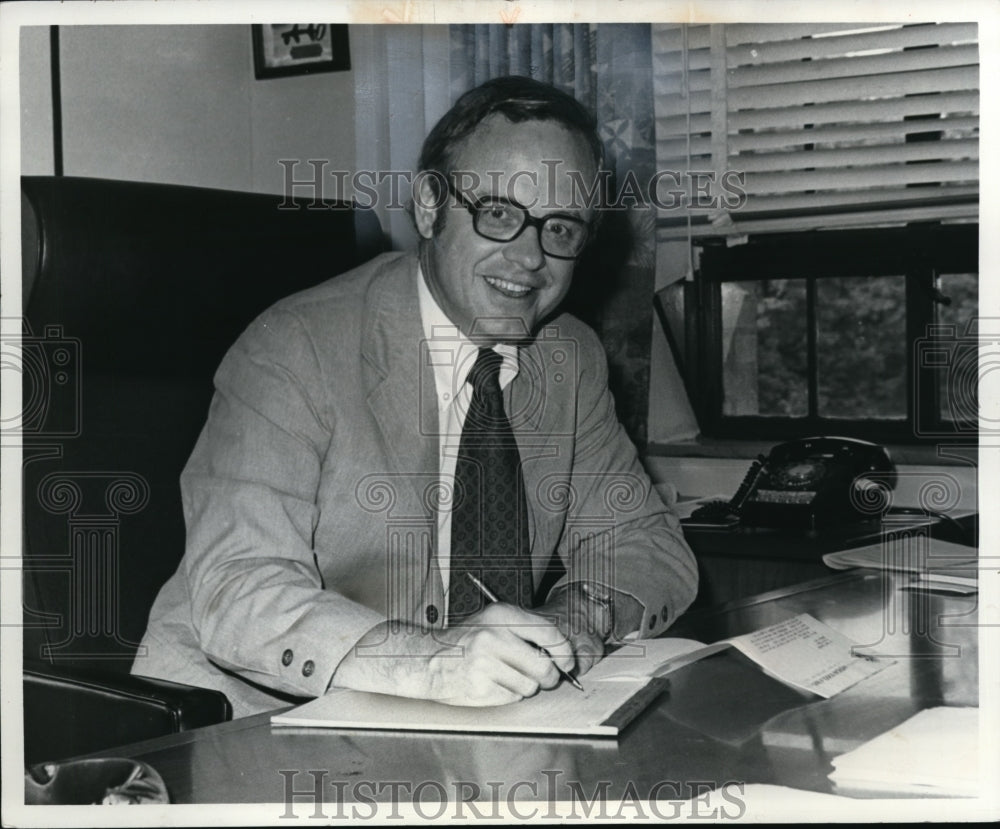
[271,613,891,737]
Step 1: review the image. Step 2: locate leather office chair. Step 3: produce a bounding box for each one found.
[20,176,386,764]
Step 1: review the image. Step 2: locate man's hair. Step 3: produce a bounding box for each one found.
[416,75,604,226]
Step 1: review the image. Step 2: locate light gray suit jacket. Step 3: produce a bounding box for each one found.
[134,252,697,717]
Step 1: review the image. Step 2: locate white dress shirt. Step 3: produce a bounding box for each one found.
[416,264,519,620]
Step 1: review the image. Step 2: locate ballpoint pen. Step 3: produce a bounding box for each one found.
[465,572,585,692]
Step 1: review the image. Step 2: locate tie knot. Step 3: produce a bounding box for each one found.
[467,348,503,395]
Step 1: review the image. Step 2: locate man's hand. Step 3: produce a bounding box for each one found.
[329,603,577,706]
[534,586,607,677]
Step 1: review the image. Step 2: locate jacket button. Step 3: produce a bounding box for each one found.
[302,660,315,677]
[281,649,293,666]
[425,604,439,624]
[648,614,657,630]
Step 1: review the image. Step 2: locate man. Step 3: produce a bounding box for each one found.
[134,76,698,718]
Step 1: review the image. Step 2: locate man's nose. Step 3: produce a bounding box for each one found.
[503,224,546,270]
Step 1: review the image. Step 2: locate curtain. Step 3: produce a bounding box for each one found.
[448,23,657,445]
[353,25,453,251]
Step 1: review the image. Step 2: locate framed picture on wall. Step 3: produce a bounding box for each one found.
[252,24,350,79]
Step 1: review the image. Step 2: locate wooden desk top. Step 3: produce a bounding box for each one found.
[83,570,979,807]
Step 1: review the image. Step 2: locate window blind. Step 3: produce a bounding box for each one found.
[652,23,979,238]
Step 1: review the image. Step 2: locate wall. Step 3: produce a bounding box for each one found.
[20,24,358,195]
[19,27,54,176]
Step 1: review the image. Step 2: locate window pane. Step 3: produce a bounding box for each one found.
[816,275,907,419]
[721,279,807,416]
[934,272,978,423]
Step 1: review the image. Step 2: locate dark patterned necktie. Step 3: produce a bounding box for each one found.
[447,347,533,622]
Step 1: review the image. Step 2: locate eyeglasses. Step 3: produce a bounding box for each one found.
[446,182,590,260]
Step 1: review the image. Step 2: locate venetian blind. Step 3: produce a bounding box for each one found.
[652,23,979,238]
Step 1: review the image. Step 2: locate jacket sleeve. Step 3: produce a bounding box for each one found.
[552,326,698,638]
[180,306,385,699]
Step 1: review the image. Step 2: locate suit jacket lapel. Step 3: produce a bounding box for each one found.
[362,261,575,602]
[509,325,573,580]
[362,255,440,518]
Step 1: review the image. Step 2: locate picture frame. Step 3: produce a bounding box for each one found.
[251,24,350,79]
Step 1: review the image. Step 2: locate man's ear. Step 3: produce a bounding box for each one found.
[413,174,440,240]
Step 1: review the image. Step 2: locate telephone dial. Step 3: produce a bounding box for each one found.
[686,437,897,531]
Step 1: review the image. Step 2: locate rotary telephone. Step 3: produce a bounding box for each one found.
[686,437,897,531]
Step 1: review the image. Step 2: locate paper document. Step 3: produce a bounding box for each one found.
[585,637,713,681]
[823,538,977,575]
[724,614,890,698]
[620,614,892,699]
[904,572,978,595]
[829,706,979,797]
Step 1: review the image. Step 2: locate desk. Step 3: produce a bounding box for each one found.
[682,515,973,607]
[81,570,978,808]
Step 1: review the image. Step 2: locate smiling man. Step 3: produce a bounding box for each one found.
[134,76,698,718]
[415,114,593,342]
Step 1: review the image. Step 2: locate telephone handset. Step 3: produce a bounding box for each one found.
[688,437,896,530]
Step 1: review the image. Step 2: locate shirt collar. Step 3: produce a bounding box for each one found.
[416,262,519,397]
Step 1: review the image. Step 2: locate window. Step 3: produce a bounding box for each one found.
[650,23,979,443]
[691,223,978,443]
[651,22,979,236]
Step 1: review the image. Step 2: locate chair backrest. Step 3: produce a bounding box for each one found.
[20,175,385,672]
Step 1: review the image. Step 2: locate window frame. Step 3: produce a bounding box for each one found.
[688,222,978,444]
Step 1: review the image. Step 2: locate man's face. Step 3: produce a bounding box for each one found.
[415,115,598,343]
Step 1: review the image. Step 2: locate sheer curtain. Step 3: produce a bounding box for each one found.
[353,25,452,251]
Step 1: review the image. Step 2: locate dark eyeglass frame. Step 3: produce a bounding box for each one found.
[446,181,591,260]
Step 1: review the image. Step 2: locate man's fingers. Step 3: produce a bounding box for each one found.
[496,641,562,690]
[431,635,550,705]
[491,657,548,698]
[469,603,576,673]
[447,602,603,698]
[449,622,566,699]
[468,626,561,688]
[569,634,603,676]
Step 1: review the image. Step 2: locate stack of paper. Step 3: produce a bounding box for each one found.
[822,538,977,574]
[828,707,979,797]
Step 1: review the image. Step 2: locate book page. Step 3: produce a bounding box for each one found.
[585,637,707,681]
[726,613,892,699]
